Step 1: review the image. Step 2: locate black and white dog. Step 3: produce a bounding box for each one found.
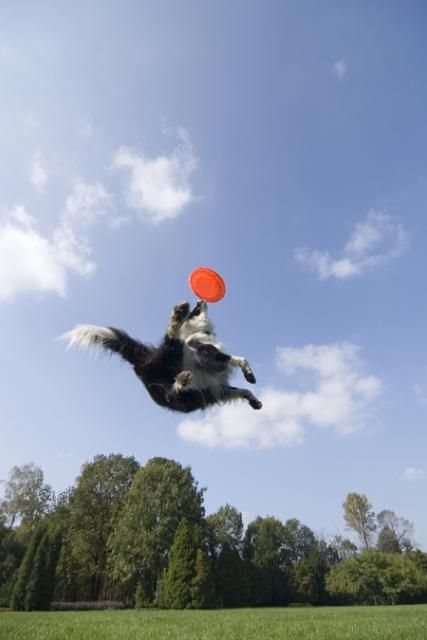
[62,300,262,414]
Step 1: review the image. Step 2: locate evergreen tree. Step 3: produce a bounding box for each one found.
[10,524,46,610]
[191,547,215,609]
[164,519,196,608]
[11,523,62,611]
[0,518,25,607]
[215,542,248,607]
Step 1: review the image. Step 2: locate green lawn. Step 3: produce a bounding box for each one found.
[0,606,426,640]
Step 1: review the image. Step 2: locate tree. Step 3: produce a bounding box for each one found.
[329,535,358,562]
[23,527,62,610]
[243,517,287,605]
[1,463,52,532]
[63,453,139,601]
[162,518,214,609]
[191,547,215,609]
[10,523,46,610]
[206,504,243,557]
[0,517,25,607]
[10,520,62,611]
[343,493,376,549]
[282,519,318,565]
[215,542,248,607]
[108,457,205,605]
[377,527,401,554]
[326,550,427,605]
[376,510,414,551]
[163,519,199,608]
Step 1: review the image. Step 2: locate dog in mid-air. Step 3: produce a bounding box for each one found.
[61,300,262,413]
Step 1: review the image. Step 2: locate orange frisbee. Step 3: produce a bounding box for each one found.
[189,267,226,303]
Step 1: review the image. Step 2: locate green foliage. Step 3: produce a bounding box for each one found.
[56,453,139,602]
[215,542,248,607]
[243,517,289,605]
[1,463,52,534]
[326,550,427,605]
[343,493,377,549]
[10,524,45,610]
[10,522,62,611]
[206,504,243,557]
[377,527,401,553]
[191,547,215,609]
[282,519,318,565]
[290,550,331,605]
[108,457,205,604]
[162,519,214,609]
[0,520,25,607]
[329,535,358,562]
[376,510,414,551]
[163,519,199,608]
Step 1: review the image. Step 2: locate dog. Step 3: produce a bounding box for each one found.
[61,300,262,414]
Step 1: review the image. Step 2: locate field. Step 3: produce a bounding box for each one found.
[0,606,426,640]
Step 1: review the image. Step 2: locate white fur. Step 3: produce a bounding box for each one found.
[60,324,116,350]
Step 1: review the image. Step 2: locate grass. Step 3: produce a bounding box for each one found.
[0,605,426,640]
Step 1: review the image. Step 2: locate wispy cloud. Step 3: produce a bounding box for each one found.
[400,468,426,482]
[0,180,113,301]
[334,58,347,79]
[177,342,381,449]
[113,129,198,223]
[295,210,409,280]
[30,152,48,194]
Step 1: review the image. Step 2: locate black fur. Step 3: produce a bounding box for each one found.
[63,301,262,413]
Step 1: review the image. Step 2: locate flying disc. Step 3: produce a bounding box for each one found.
[189,267,226,303]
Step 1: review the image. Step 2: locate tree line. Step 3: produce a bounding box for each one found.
[1,455,426,610]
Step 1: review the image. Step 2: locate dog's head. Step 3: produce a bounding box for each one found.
[178,300,215,340]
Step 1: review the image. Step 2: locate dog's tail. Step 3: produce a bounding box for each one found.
[60,324,151,366]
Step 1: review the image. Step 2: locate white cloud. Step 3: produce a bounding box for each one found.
[0,210,68,300]
[0,180,113,301]
[295,210,409,280]
[30,152,48,193]
[64,179,112,226]
[400,468,426,482]
[334,58,347,79]
[177,342,381,449]
[113,129,198,223]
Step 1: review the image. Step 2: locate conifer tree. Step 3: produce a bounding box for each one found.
[10,524,46,610]
[191,547,215,608]
[164,519,198,608]
[215,542,248,607]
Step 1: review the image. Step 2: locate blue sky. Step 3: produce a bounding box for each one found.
[1,0,427,548]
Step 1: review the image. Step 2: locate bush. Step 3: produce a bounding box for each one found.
[50,601,126,610]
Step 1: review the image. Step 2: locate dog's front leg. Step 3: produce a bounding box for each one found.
[221,385,262,410]
[166,302,190,339]
[229,356,257,384]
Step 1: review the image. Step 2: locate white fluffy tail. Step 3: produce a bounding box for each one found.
[60,324,117,351]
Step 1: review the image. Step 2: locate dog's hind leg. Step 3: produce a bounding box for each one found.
[166,302,190,338]
[221,385,262,410]
[172,370,193,393]
[229,356,257,384]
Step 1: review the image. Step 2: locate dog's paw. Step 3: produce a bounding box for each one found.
[176,370,193,387]
[244,370,256,384]
[172,302,190,322]
[249,397,262,410]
